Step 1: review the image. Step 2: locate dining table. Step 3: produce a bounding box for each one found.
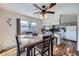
[19,34,54,56]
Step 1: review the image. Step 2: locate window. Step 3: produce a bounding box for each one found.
[21,20,29,27]
[30,22,37,32]
[20,20,37,35]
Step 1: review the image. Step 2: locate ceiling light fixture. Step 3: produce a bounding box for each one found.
[40,13,48,19]
[33,3,56,19]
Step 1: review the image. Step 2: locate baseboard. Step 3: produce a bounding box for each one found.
[64,38,77,42]
[0,49,2,52]
[0,45,16,53]
[76,51,79,56]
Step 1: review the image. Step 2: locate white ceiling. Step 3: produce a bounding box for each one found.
[0,3,79,19]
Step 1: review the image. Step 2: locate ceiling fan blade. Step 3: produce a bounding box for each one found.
[33,4,42,10]
[45,3,56,10]
[48,3,56,9]
[33,12,40,14]
[47,11,55,14]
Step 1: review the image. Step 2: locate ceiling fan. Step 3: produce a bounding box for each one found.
[33,3,56,18]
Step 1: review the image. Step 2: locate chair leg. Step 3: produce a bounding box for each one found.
[41,52,43,56]
[17,51,20,56]
[51,39,53,56]
[31,48,33,56]
[17,48,20,56]
[48,48,50,56]
[27,48,31,56]
[34,48,36,56]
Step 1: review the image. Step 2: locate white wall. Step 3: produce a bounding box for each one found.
[0,9,42,50]
[43,14,60,26]
[77,14,79,51]
[0,14,2,51]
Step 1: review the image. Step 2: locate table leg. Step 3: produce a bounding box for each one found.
[51,38,54,56]
[27,47,33,56]
[27,48,31,56]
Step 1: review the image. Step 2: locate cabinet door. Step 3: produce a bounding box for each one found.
[65,26,76,41]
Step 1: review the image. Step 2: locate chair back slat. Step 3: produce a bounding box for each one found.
[34,35,51,56]
[42,35,51,55]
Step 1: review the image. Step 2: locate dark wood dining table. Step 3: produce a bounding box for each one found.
[20,34,54,56]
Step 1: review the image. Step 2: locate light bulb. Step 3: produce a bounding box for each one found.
[40,14,48,19]
[40,14,43,19]
[44,14,48,18]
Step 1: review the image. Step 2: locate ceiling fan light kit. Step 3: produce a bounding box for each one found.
[40,13,48,19]
[33,3,56,19]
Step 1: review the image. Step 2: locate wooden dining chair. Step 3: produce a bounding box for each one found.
[34,35,51,56]
[16,36,26,56]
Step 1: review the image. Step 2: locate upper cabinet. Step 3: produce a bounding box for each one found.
[61,15,77,26]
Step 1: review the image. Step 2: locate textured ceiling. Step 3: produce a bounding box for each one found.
[0,3,79,19]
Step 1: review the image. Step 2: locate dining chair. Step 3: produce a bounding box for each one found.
[34,35,51,56]
[16,36,26,56]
